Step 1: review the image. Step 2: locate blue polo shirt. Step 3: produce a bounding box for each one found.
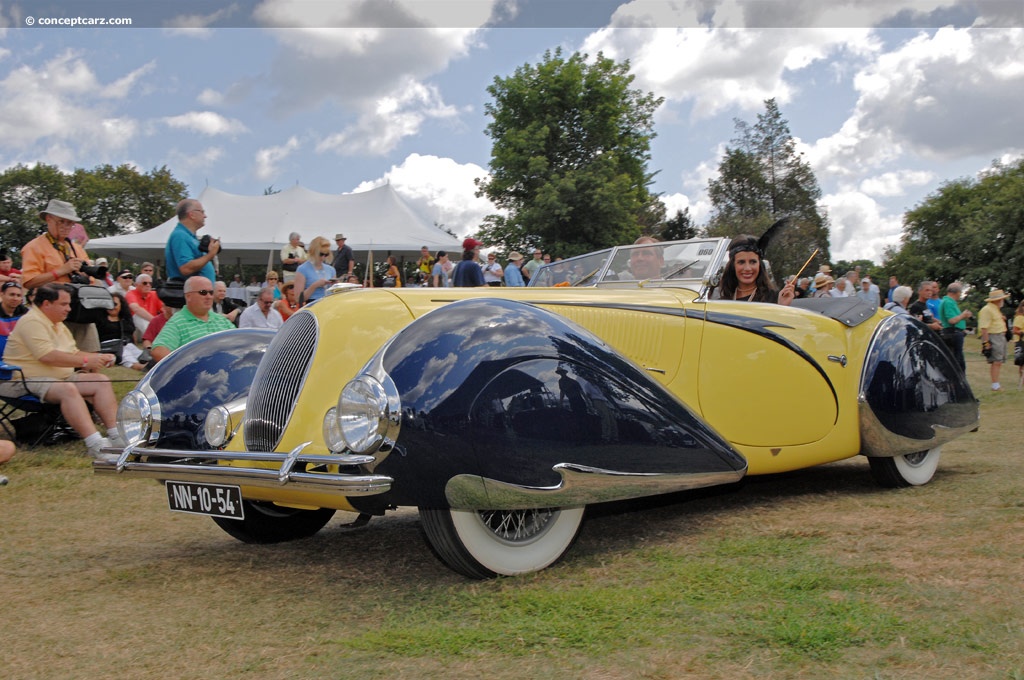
[165,222,215,281]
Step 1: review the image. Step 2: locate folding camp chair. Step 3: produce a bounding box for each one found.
[0,334,77,447]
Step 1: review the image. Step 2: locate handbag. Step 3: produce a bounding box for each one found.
[1014,340,1024,367]
[66,284,115,324]
[382,276,396,288]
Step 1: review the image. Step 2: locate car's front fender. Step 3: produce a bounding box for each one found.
[359,298,747,510]
[137,328,275,449]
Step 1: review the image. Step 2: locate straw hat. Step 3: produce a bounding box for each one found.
[984,288,1009,303]
[814,272,834,287]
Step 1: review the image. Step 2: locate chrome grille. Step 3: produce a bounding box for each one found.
[244,311,318,451]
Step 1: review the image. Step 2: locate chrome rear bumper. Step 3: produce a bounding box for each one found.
[92,442,392,496]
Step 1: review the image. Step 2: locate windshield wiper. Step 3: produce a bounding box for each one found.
[661,259,701,280]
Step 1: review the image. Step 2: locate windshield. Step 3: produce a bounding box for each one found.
[607,240,720,283]
[528,239,726,290]
[528,250,612,287]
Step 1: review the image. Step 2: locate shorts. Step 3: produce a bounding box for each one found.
[0,375,60,400]
[987,333,1007,363]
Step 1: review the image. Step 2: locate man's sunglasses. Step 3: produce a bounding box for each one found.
[188,289,215,296]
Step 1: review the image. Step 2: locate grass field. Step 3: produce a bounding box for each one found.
[1,342,1022,679]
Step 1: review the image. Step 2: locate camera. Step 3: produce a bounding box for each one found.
[81,263,108,280]
[199,234,214,253]
[69,264,107,285]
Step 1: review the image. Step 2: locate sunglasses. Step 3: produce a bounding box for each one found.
[1,282,21,291]
[188,289,215,296]
[320,251,331,256]
[119,275,134,280]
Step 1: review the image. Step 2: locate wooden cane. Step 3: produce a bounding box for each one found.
[792,248,820,283]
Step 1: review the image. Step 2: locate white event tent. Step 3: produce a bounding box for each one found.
[88,183,463,273]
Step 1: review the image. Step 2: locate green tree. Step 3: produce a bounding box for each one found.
[0,164,68,256]
[476,48,664,258]
[0,164,186,262]
[893,157,1024,298]
[658,207,700,241]
[706,99,831,282]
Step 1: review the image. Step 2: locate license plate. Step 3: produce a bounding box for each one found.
[166,481,245,520]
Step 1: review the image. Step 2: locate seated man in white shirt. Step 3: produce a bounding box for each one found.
[0,284,121,459]
[237,288,283,330]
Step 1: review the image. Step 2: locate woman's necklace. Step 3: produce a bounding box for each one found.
[735,285,756,301]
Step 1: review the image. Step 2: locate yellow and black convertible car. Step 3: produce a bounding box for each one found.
[96,237,978,578]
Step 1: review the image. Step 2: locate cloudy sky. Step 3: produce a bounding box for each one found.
[1,0,1022,262]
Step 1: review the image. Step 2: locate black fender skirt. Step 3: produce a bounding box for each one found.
[859,314,978,457]
[141,329,275,450]
[361,298,747,510]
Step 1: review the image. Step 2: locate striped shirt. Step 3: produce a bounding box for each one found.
[152,307,235,353]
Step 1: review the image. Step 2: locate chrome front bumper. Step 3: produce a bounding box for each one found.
[92,442,393,496]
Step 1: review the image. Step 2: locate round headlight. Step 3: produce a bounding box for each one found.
[117,390,153,446]
[338,375,399,454]
[323,406,345,452]
[204,404,231,448]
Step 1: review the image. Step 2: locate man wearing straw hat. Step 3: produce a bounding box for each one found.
[21,199,102,351]
[331,234,355,280]
[979,288,1010,391]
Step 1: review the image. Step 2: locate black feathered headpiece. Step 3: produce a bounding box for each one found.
[727,216,791,260]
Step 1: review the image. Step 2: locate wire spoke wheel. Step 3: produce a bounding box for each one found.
[868,446,942,488]
[420,506,585,579]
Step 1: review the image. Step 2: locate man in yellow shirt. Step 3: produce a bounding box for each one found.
[979,289,1009,391]
[0,284,120,458]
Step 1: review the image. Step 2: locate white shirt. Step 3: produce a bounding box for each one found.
[483,261,503,284]
[238,304,283,330]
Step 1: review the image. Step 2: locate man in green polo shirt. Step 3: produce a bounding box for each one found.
[150,275,235,363]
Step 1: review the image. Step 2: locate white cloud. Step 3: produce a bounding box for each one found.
[0,50,143,154]
[164,3,242,37]
[102,61,157,99]
[162,111,249,136]
[849,27,1024,160]
[859,169,935,197]
[167,146,225,174]
[584,6,881,119]
[821,190,903,262]
[659,192,692,218]
[315,80,459,156]
[254,136,301,180]
[238,0,498,157]
[351,153,495,237]
[197,80,254,108]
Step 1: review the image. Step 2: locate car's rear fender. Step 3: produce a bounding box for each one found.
[859,314,979,457]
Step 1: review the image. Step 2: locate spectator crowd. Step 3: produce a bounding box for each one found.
[0,196,1018,483]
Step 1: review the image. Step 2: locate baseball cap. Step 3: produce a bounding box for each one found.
[462,237,483,251]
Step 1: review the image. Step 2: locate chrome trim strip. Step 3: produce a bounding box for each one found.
[444,463,745,510]
[93,447,390,496]
[857,400,977,458]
